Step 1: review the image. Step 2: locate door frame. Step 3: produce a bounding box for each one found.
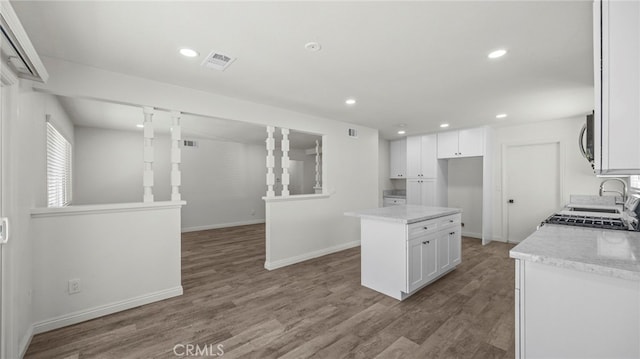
[0,60,18,359]
[501,139,564,243]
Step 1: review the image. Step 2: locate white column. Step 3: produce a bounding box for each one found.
[170,111,182,201]
[281,128,290,196]
[265,126,275,197]
[142,106,155,203]
[314,139,322,194]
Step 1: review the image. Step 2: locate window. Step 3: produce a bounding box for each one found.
[47,121,72,207]
[631,176,640,192]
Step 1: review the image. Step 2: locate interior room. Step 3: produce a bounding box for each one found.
[1,1,639,358]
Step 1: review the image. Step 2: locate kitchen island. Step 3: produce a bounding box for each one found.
[345,205,462,300]
[510,225,640,358]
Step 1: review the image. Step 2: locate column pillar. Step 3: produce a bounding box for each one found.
[170,111,182,201]
[281,128,290,196]
[265,126,275,197]
[314,139,322,194]
[142,106,155,203]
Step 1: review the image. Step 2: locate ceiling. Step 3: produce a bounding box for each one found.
[12,1,594,139]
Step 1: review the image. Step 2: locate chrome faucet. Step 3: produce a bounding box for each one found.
[599,178,627,203]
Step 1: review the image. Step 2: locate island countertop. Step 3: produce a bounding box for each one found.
[510,224,640,281]
[345,204,461,224]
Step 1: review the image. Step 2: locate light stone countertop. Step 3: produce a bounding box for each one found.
[510,224,640,281]
[345,204,461,224]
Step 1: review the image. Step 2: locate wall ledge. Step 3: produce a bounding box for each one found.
[262,192,332,203]
[31,200,186,218]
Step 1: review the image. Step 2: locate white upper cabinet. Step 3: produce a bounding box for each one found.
[389,138,407,178]
[437,128,484,159]
[595,0,640,175]
[406,134,437,178]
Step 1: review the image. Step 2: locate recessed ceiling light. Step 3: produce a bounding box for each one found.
[496,113,508,119]
[398,130,406,135]
[488,49,507,59]
[179,48,199,57]
[305,42,322,52]
[440,123,450,128]
[345,98,356,105]
[136,124,144,128]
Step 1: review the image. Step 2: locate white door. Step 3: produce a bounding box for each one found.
[406,136,422,178]
[0,70,7,359]
[288,160,304,195]
[506,142,561,243]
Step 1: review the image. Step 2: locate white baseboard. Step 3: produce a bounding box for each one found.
[33,286,183,335]
[18,324,34,359]
[181,219,265,233]
[462,231,482,239]
[264,240,361,270]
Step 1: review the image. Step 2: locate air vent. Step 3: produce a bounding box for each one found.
[182,140,198,148]
[348,128,358,138]
[201,51,236,71]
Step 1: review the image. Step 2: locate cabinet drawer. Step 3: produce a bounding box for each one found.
[408,218,439,238]
[438,214,461,229]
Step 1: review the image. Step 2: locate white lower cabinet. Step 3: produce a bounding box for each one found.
[407,232,438,292]
[514,259,640,358]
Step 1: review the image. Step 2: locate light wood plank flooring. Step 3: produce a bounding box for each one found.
[25,224,516,358]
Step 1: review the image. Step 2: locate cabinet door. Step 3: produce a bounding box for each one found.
[449,227,461,265]
[407,234,438,292]
[437,231,452,273]
[437,131,459,159]
[419,179,436,207]
[600,0,640,174]
[406,179,422,205]
[389,139,407,178]
[406,136,422,178]
[420,134,437,178]
[458,128,484,157]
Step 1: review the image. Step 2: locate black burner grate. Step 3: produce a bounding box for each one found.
[544,213,629,230]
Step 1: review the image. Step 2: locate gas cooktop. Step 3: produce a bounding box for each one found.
[543,213,630,231]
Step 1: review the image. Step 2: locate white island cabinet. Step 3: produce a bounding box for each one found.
[345,205,462,300]
[510,225,640,358]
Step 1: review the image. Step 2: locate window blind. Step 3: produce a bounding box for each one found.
[47,122,72,207]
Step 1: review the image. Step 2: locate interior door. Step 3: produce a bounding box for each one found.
[0,70,6,358]
[506,142,561,243]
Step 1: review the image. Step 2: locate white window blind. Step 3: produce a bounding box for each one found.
[47,122,72,207]
[630,176,640,191]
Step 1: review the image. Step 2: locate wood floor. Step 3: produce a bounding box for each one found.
[25,224,516,359]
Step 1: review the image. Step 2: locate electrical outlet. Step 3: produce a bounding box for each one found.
[68,279,81,294]
[461,222,465,227]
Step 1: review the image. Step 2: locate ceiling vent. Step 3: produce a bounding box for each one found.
[348,128,358,138]
[182,140,198,148]
[201,51,236,71]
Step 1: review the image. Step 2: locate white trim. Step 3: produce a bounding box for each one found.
[0,1,49,82]
[181,219,265,233]
[17,324,33,359]
[264,240,360,270]
[31,200,186,218]
[462,231,482,239]
[33,286,183,335]
[262,192,332,203]
[501,139,563,243]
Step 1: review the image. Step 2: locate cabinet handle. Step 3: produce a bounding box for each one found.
[422,240,430,245]
[450,232,455,235]
[449,220,454,223]
[423,226,428,230]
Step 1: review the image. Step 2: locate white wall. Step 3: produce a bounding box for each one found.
[73,126,268,231]
[448,157,483,238]
[1,83,74,357]
[37,57,378,269]
[490,116,603,242]
[31,204,182,333]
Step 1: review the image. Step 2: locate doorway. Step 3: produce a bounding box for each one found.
[504,141,561,243]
